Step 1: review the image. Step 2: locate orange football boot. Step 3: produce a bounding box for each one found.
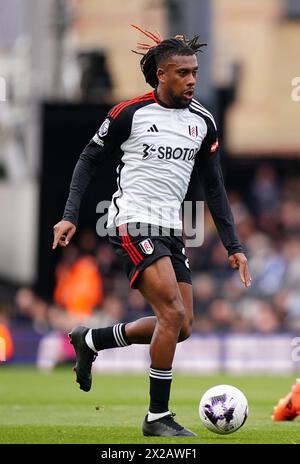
[272,379,300,421]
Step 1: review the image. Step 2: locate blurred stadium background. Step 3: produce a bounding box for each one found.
[1,0,300,376]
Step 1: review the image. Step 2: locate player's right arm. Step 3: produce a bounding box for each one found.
[195,121,251,288]
[52,110,128,249]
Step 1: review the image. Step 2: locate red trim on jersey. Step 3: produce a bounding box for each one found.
[130,270,140,288]
[110,92,154,120]
[112,96,153,120]
[211,139,219,153]
[152,90,160,105]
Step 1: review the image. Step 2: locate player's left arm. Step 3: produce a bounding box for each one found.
[196,125,251,288]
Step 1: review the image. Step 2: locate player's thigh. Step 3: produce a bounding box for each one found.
[137,256,184,317]
[169,236,193,322]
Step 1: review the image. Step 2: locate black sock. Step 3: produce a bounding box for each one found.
[149,366,172,414]
[91,323,131,351]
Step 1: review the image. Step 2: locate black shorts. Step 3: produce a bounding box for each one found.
[108,223,192,289]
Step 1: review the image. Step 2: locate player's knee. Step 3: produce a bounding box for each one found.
[179,316,193,342]
[161,294,185,327]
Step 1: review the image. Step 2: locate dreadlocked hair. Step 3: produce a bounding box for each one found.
[131,25,206,88]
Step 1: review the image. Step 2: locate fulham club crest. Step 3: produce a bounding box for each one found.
[139,239,154,255]
[188,125,198,138]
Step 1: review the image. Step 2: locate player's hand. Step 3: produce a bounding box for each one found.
[228,253,251,288]
[52,220,76,249]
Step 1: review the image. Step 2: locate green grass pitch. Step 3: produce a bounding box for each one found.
[0,366,299,444]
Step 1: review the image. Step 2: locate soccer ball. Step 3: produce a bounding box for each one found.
[199,384,248,434]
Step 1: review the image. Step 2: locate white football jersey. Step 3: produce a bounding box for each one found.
[87,90,218,230]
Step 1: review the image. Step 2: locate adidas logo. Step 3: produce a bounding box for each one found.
[147,124,159,133]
